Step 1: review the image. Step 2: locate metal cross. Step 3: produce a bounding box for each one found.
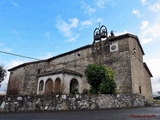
[99,22,101,29]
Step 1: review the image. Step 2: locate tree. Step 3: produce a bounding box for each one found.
[0,64,7,84]
[85,63,116,94]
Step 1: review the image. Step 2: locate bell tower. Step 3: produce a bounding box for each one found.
[92,25,108,64]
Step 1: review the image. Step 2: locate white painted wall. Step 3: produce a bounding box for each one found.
[37,73,82,94]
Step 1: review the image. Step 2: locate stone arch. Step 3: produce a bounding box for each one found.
[70,78,78,93]
[55,78,61,94]
[45,78,53,94]
[39,80,44,91]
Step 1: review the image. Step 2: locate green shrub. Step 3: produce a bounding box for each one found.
[98,77,116,94]
[84,64,106,93]
[85,63,116,94]
[89,87,97,95]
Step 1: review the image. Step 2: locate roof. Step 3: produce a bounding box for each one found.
[108,33,145,55]
[8,59,47,71]
[8,33,145,71]
[8,44,91,71]
[47,44,91,61]
[143,62,153,77]
[38,68,83,77]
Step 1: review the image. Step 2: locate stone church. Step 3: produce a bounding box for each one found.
[7,25,153,99]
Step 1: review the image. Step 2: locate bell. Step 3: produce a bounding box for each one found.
[101,30,107,38]
[94,34,101,40]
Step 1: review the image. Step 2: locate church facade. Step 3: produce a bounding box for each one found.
[7,25,153,99]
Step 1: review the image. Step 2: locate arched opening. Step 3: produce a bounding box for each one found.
[55,78,61,94]
[39,80,44,91]
[45,79,53,94]
[70,79,78,94]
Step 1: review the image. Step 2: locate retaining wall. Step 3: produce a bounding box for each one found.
[0,94,150,112]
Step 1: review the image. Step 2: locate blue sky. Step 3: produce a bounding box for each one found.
[0,0,160,95]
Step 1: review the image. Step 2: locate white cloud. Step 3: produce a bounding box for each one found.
[70,18,78,28]
[141,24,160,38]
[132,9,140,17]
[66,34,79,42]
[96,0,106,8]
[151,25,160,38]
[81,1,95,15]
[81,20,93,26]
[56,17,79,42]
[141,38,152,44]
[140,0,146,6]
[81,17,102,27]
[8,60,27,69]
[140,20,148,30]
[96,0,117,7]
[140,20,160,44]
[145,58,160,95]
[145,57,160,77]
[149,1,160,12]
[115,30,135,36]
[151,76,160,95]
[56,17,78,37]
[80,17,102,30]
[139,2,160,43]
[0,80,8,94]
[56,20,72,37]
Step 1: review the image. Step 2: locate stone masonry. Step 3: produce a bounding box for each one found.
[0,94,151,112]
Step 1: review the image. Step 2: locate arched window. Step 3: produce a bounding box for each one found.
[55,78,61,94]
[39,80,44,91]
[45,79,53,94]
[70,79,78,94]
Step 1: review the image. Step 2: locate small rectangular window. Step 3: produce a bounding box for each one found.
[139,86,141,94]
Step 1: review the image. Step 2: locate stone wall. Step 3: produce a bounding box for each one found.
[129,37,153,99]
[8,37,134,95]
[7,61,48,95]
[0,94,150,112]
[104,38,132,94]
